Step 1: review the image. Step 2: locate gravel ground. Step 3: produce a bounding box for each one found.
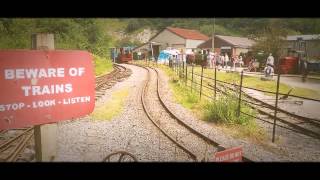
[156,67,320,161]
[53,63,320,162]
[55,64,191,162]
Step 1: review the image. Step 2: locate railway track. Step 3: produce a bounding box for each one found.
[95,64,132,100]
[207,81,320,140]
[0,128,34,162]
[0,63,131,162]
[137,63,251,162]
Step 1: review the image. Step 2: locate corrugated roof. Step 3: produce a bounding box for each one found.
[215,35,255,48]
[166,27,209,40]
[286,34,320,41]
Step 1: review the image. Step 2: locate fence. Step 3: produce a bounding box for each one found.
[165,60,320,143]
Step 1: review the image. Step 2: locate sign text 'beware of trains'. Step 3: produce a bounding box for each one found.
[0,50,95,130]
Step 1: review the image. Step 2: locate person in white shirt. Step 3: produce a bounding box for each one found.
[224,53,229,69]
[264,53,274,77]
[266,53,274,67]
[220,55,225,70]
[239,55,243,67]
[137,51,142,60]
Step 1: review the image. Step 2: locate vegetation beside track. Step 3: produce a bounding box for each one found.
[90,87,129,120]
[93,54,114,76]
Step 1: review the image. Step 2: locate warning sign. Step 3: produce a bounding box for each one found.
[214,146,243,162]
[0,50,95,130]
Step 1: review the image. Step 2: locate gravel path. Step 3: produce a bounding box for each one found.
[55,64,190,162]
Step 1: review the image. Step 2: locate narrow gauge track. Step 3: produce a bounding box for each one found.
[95,63,132,100]
[136,64,252,162]
[0,128,34,162]
[207,81,320,140]
[0,63,131,162]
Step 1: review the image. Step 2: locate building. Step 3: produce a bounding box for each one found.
[197,35,255,57]
[133,27,209,58]
[285,34,320,60]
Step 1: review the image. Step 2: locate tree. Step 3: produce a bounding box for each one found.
[252,19,288,65]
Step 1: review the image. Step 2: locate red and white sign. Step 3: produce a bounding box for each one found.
[0,50,95,130]
[214,146,243,162]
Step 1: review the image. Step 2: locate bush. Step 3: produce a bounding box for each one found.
[202,92,256,125]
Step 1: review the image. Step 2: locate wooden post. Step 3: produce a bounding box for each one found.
[32,33,57,162]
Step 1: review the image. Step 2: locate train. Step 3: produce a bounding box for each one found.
[110,47,134,63]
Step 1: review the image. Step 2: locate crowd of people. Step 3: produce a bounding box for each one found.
[153,48,276,77]
[186,50,244,71]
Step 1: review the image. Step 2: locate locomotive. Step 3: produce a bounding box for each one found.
[110,47,134,64]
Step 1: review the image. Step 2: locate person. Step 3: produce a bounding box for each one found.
[266,53,274,67]
[248,57,256,72]
[264,53,274,77]
[211,52,216,68]
[233,55,238,70]
[301,60,308,82]
[224,53,229,69]
[239,55,244,67]
[215,53,220,69]
[220,54,225,70]
[207,51,212,68]
[137,51,141,60]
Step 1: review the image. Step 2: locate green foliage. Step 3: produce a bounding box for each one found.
[202,92,256,125]
[0,18,113,58]
[252,19,289,59]
[93,54,113,76]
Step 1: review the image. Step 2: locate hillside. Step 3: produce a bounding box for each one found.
[1,18,320,58]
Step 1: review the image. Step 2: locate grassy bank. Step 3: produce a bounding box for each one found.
[93,54,114,76]
[90,87,129,120]
[192,66,320,100]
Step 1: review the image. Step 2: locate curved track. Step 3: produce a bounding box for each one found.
[136,63,252,162]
